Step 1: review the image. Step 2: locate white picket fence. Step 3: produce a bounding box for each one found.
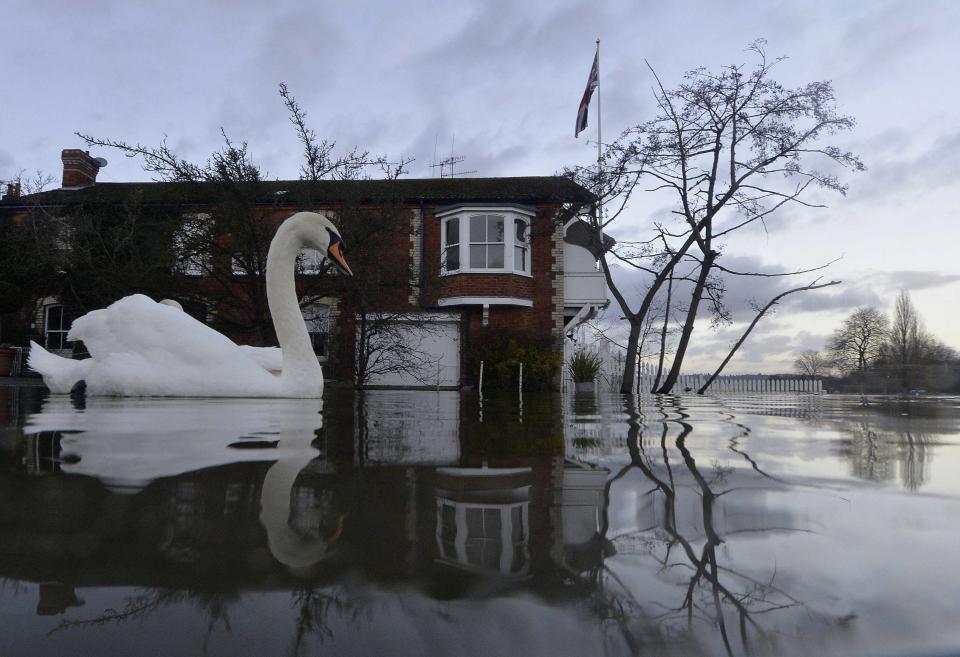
[599,362,823,394]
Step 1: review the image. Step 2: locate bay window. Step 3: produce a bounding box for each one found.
[439,206,533,275]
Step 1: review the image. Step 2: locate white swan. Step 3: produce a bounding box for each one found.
[28,211,352,398]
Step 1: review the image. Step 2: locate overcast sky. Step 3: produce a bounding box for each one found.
[3,0,958,372]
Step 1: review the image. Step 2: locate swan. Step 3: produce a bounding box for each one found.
[28,211,352,398]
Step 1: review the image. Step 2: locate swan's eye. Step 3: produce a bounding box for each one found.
[326,228,346,251]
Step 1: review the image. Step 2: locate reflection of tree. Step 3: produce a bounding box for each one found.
[289,585,370,657]
[54,588,238,654]
[578,398,813,656]
[839,422,931,491]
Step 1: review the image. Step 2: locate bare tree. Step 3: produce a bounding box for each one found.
[698,279,840,394]
[76,83,416,354]
[794,349,830,377]
[829,306,888,375]
[567,40,862,393]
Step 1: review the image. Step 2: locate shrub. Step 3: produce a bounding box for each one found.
[468,334,562,391]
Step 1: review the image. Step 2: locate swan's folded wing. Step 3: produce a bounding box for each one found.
[67,294,274,393]
[238,345,283,373]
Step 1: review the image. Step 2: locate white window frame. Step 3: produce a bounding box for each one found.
[43,304,71,351]
[438,206,534,277]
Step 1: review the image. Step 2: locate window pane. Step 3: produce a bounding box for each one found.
[46,305,63,330]
[488,216,504,243]
[445,246,459,271]
[470,216,486,242]
[511,506,525,540]
[466,508,483,539]
[515,218,527,244]
[488,244,504,268]
[441,504,457,542]
[514,246,526,271]
[470,244,485,268]
[445,218,459,246]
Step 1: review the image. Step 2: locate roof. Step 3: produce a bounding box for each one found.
[0,176,595,209]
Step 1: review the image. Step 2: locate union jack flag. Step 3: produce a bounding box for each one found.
[575,51,599,137]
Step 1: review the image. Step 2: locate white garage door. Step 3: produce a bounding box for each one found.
[362,314,461,388]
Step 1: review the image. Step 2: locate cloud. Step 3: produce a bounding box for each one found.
[880,270,960,292]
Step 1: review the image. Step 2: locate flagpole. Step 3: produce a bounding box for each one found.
[596,38,601,171]
[595,38,603,225]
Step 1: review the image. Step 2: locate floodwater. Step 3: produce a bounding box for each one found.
[1,387,959,657]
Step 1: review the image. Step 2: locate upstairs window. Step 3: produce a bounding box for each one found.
[438,207,533,276]
[513,218,529,273]
[443,218,460,272]
[469,215,504,269]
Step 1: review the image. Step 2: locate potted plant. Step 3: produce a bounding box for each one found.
[569,348,601,393]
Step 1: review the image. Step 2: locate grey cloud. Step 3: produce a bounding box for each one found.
[880,271,960,292]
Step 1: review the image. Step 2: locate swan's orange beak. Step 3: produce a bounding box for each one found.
[328,241,353,276]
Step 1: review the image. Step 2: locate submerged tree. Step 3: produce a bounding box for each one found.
[568,40,862,392]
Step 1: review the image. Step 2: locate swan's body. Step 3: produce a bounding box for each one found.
[29,212,351,398]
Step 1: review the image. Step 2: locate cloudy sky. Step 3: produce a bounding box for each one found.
[3,0,958,372]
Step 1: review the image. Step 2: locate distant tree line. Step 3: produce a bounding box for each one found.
[794,291,959,392]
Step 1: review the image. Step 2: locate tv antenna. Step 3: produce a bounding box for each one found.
[429,135,477,178]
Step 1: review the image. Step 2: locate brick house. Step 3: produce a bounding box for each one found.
[0,150,608,388]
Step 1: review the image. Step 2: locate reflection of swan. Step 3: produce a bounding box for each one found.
[28,212,351,398]
[25,396,340,571]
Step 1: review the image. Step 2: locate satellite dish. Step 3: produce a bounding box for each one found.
[93,157,108,168]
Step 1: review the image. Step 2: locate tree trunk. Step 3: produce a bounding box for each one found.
[619,319,643,394]
[655,251,716,393]
[652,268,674,391]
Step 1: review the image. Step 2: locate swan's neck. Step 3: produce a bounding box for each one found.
[266,217,322,384]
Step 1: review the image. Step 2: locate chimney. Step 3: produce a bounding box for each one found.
[3,182,20,199]
[61,149,105,188]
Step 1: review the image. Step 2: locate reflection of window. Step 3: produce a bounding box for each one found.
[435,500,529,576]
[301,303,330,360]
[465,507,503,569]
[44,305,71,351]
[438,207,533,275]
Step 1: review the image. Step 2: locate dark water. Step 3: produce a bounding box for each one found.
[1,387,959,657]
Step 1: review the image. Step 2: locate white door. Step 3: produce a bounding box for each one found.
[362,314,460,388]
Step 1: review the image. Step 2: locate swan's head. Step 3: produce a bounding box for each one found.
[302,212,353,276]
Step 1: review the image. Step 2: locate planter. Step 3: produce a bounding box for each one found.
[574,381,596,394]
[0,348,14,377]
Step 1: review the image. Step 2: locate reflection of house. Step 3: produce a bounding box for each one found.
[554,461,610,573]
[434,467,532,579]
[0,149,606,388]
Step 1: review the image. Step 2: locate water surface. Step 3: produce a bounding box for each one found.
[1,387,959,657]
